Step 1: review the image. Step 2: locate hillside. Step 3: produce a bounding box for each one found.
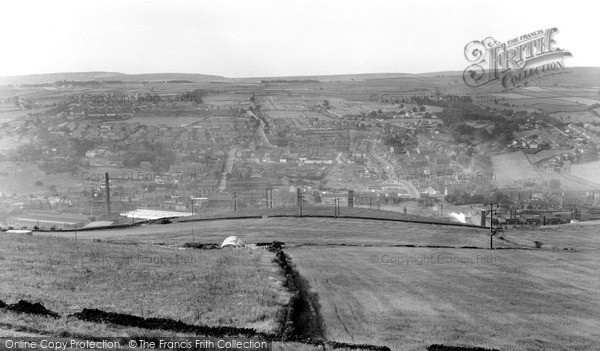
[0,72,226,85]
[3,67,598,86]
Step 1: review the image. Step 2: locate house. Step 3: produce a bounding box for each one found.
[86,148,107,158]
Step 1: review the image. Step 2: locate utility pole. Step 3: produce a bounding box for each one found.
[297,189,303,217]
[334,199,336,218]
[265,187,273,209]
[488,203,499,249]
[105,172,111,216]
[233,192,238,212]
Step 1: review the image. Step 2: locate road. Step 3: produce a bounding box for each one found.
[247,110,274,147]
[218,147,237,191]
[367,141,421,199]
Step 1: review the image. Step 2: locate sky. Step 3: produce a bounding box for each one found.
[0,0,598,77]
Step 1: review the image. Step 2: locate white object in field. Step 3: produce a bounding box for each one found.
[6,229,33,235]
[448,212,466,223]
[221,236,245,248]
[120,209,193,220]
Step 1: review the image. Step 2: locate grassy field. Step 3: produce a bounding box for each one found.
[288,240,600,350]
[0,233,290,335]
[124,116,207,126]
[570,161,600,184]
[32,212,492,248]
[500,220,600,251]
[550,111,600,124]
[0,161,79,195]
[4,213,600,350]
[492,86,600,113]
[491,150,599,190]
[491,151,542,186]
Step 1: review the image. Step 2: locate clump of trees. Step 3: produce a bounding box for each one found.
[122,141,176,172]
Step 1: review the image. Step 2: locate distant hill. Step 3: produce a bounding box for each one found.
[235,72,417,83]
[1,67,598,86]
[0,72,227,85]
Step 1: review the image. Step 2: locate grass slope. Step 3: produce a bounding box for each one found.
[0,233,290,335]
[287,232,600,351]
[33,215,492,249]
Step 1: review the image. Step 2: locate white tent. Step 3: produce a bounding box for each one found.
[221,236,245,248]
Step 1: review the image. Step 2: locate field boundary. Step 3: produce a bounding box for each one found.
[0,244,393,351]
[180,214,487,229]
[20,209,488,234]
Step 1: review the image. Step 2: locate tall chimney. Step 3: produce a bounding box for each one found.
[105,172,111,215]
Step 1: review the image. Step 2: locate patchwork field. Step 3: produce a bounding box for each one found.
[494,86,600,113]
[491,151,541,186]
[0,233,289,335]
[570,161,600,184]
[32,214,492,248]
[125,115,206,126]
[3,213,600,350]
[550,111,600,124]
[288,241,600,351]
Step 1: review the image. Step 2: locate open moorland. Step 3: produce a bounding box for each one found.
[288,243,599,351]
[32,207,492,248]
[1,211,599,350]
[0,233,290,336]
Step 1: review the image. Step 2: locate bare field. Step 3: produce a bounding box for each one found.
[288,242,600,351]
[125,115,206,126]
[566,161,600,185]
[524,149,569,164]
[557,96,600,106]
[550,111,600,124]
[491,152,541,185]
[495,86,600,113]
[0,107,53,122]
[0,161,78,195]
[0,233,289,334]
[32,214,492,248]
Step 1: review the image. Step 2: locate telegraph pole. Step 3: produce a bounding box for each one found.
[265,187,273,209]
[488,203,499,249]
[297,188,303,217]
